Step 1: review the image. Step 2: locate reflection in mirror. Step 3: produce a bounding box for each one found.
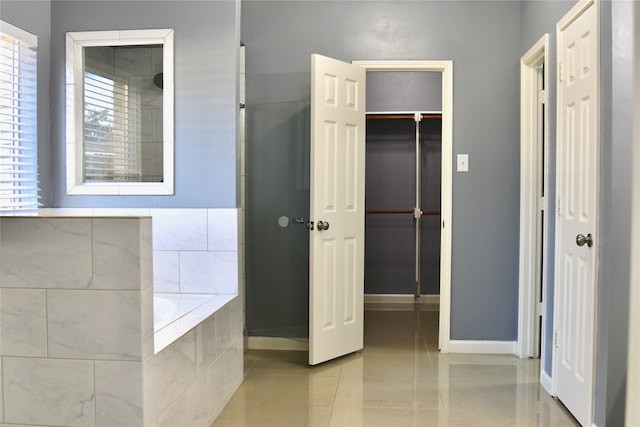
[66,29,174,195]
[83,45,163,183]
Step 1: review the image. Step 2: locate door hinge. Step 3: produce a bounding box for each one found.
[554,330,559,348]
[538,196,546,212]
[538,302,544,317]
[556,196,562,216]
[538,89,547,104]
[558,62,563,82]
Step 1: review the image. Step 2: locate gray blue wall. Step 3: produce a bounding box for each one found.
[243,1,523,340]
[48,0,239,208]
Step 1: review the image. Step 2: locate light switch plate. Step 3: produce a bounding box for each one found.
[457,154,469,172]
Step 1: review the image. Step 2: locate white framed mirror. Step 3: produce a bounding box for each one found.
[66,29,174,195]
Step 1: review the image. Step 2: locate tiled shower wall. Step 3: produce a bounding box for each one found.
[0,215,243,426]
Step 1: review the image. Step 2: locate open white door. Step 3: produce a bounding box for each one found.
[554,0,599,425]
[309,54,366,365]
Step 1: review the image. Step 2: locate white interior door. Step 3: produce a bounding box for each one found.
[554,1,599,425]
[309,54,366,365]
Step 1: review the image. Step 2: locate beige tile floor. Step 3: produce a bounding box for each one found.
[212,308,579,427]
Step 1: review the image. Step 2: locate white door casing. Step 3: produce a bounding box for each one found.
[554,0,599,425]
[518,34,549,361]
[309,54,366,365]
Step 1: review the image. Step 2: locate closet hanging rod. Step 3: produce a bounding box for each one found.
[366,209,413,214]
[366,209,441,216]
[366,114,414,120]
[366,110,442,115]
[366,114,442,121]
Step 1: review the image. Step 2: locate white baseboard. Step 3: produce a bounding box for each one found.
[540,370,554,395]
[247,336,309,351]
[364,294,440,304]
[448,340,517,355]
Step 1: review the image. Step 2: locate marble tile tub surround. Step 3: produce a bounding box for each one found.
[0,218,154,363]
[0,296,243,427]
[2,208,240,352]
[0,215,244,426]
[33,207,240,295]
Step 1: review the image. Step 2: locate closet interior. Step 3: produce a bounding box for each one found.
[364,71,443,299]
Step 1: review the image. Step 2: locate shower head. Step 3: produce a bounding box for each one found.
[153,72,163,89]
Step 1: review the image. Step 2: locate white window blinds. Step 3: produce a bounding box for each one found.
[83,68,141,182]
[0,21,38,213]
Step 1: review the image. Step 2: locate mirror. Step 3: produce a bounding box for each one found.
[66,29,174,195]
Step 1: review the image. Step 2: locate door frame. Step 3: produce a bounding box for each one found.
[352,60,453,352]
[517,34,549,361]
[553,0,600,422]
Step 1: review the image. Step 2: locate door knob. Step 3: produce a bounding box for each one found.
[576,233,593,248]
[317,221,330,231]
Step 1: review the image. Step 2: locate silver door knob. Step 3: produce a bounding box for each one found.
[317,221,330,231]
[576,233,593,248]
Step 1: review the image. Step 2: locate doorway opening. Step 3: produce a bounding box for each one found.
[518,35,549,371]
[364,112,441,300]
[353,61,453,352]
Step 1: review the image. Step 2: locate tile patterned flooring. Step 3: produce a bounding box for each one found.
[212,308,579,427]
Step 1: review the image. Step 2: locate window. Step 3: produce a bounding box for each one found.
[66,29,174,195]
[0,21,38,213]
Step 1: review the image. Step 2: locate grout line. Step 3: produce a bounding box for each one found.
[325,362,343,427]
[92,360,97,425]
[44,288,49,359]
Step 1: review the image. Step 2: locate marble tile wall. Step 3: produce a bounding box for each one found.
[32,207,240,297]
[151,208,239,296]
[0,215,243,426]
[0,217,152,426]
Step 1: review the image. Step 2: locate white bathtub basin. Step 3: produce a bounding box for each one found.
[153,292,236,352]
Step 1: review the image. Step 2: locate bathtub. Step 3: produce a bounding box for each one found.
[153,292,236,352]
